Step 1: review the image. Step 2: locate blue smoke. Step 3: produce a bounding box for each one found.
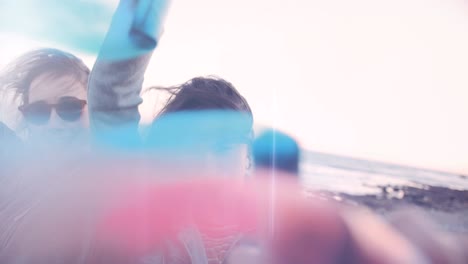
[0,0,169,60]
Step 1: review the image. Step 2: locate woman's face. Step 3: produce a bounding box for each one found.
[24,73,88,144]
[163,142,250,179]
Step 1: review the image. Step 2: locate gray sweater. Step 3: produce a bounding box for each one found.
[88,53,150,148]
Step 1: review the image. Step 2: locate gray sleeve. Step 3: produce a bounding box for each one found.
[86,0,168,147]
[87,52,153,146]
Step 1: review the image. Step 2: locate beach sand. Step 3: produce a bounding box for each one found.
[308,185,468,234]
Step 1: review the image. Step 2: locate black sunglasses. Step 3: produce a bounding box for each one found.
[19,96,87,125]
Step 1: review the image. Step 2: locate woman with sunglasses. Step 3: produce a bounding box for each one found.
[1,0,170,148]
[0,48,90,147]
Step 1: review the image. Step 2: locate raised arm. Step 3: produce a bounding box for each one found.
[88,0,169,147]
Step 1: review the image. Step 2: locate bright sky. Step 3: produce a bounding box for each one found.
[1,0,468,175]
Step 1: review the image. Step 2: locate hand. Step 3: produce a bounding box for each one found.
[99,0,171,61]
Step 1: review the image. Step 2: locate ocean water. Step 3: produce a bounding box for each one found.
[300,151,468,195]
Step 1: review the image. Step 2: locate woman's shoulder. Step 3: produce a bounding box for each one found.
[0,121,22,148]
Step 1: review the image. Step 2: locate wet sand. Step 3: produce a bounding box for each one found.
[308,185,468,233]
